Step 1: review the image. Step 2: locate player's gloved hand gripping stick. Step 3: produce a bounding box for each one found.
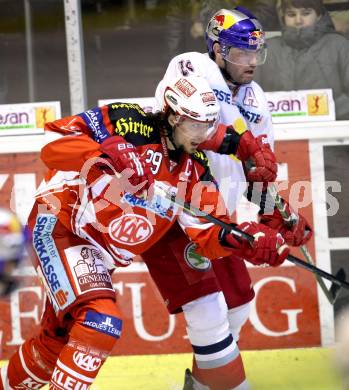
[267,183,344,304]
[242,136,344,304]
[154,186,349,291]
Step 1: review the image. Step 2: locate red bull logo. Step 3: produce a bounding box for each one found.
[249,30,265,48]
[214,15,225,26]
[214,14,235,29]
[250,30,263,39]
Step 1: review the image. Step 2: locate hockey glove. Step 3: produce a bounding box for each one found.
[260,199,312,247]
[100,136,154,194]
[237,132,277,183]
[199,126,277,183]
[221,221,289,267]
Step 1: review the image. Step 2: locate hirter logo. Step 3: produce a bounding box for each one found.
[109,214,153,245]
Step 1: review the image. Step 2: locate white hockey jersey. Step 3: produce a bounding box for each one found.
[156,52,274,214]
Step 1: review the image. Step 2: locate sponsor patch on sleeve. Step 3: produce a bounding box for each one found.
[82,311,123,339]
[80,107,110,142]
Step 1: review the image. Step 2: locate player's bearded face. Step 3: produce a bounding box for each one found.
[173,118,215,154]
[224,47,263,85]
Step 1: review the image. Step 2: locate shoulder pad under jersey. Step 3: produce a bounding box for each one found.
[107,102,160,145]
[192,150,218,186]
[192,150,209,166]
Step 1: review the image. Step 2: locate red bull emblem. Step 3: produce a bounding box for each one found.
[250,31,263,38]
[214,15,225,26]
[248,30,265,48]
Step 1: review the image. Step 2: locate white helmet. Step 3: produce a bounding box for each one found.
[155,75,220,130]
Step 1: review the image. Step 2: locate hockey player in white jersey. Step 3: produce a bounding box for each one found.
[157,7,274,214]
[156,6,313,389]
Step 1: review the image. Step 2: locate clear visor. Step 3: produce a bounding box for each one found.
[223,46,267,66]
[175,115,219,141]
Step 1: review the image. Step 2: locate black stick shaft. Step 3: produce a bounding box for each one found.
[268,183,337,303]
[170,195,349,290]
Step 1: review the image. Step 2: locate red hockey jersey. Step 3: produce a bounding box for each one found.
[36,103,233,268]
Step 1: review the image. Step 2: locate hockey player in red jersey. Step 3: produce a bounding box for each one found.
[0,75,289,390]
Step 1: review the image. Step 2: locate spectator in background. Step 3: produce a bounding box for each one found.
[254,0,349,120]
[190,0,239,38]
[166,0,206,60]
[325,0,349,39]
[250,0,281,31]
[166,0,251,60]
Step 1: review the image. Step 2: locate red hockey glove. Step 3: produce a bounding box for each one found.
[100,136,154,194]
[222,221,289,267]
[260,200,312,247]
[237,132,277,183]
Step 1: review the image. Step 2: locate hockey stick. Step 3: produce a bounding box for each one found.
[155,188,349,290]
[267,184,345,304]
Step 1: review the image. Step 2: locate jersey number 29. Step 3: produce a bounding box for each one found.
[144,150,162,174]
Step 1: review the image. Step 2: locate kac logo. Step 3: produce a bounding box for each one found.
[109,214,153,245]
[73,351,102,372]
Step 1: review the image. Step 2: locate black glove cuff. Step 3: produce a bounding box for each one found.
[217,126,241,155]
